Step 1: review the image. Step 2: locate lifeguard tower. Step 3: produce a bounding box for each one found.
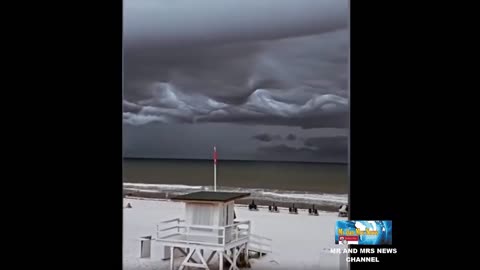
[155,191,270,270]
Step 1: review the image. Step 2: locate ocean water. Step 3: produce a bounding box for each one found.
[123,158,347,193]
[123,158,348,207]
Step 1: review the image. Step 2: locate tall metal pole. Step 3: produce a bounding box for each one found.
[214,146,217,191]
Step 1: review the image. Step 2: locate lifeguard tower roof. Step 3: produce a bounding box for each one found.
[171,191,250,202]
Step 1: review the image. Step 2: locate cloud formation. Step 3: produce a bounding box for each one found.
[253,133,282,142]
[286,134,297,141]
[124,30,349,129]
[257,136,348,163]
[124,0,348,49]
[123,0,349,162]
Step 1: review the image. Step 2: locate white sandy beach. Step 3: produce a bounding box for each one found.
[123,198,347,270]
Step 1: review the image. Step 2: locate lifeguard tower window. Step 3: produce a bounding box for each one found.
[191,204,215,225]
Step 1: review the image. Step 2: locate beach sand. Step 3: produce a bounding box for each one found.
[123,198,348,270]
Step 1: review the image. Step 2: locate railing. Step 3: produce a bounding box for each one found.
[156,218,251,247]
[156,218,185,239]
[249,233,273,255]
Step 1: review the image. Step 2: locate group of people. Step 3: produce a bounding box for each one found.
[248,200,258,210]
[308,205,319,215]
[268,203,279,212]
[248,200,320,215]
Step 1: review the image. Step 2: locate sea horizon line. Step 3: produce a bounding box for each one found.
[123,156,348,165]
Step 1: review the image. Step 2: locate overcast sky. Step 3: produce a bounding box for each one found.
[123,0,349,163]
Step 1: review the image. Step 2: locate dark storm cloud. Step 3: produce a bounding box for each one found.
[257,144,346,163]
[123,30,349,129]
[286,134,297,141]
[257,136,348,163]
[123,0,349,162]
[123,42,262,105]
[124,0,348,49]
[303,136,348,150]
[123,100,142,114]
[252,133,282,142]
[124,123,348,162]
[259,144,315,155]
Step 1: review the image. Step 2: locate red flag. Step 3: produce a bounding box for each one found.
[213,146,217,165]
